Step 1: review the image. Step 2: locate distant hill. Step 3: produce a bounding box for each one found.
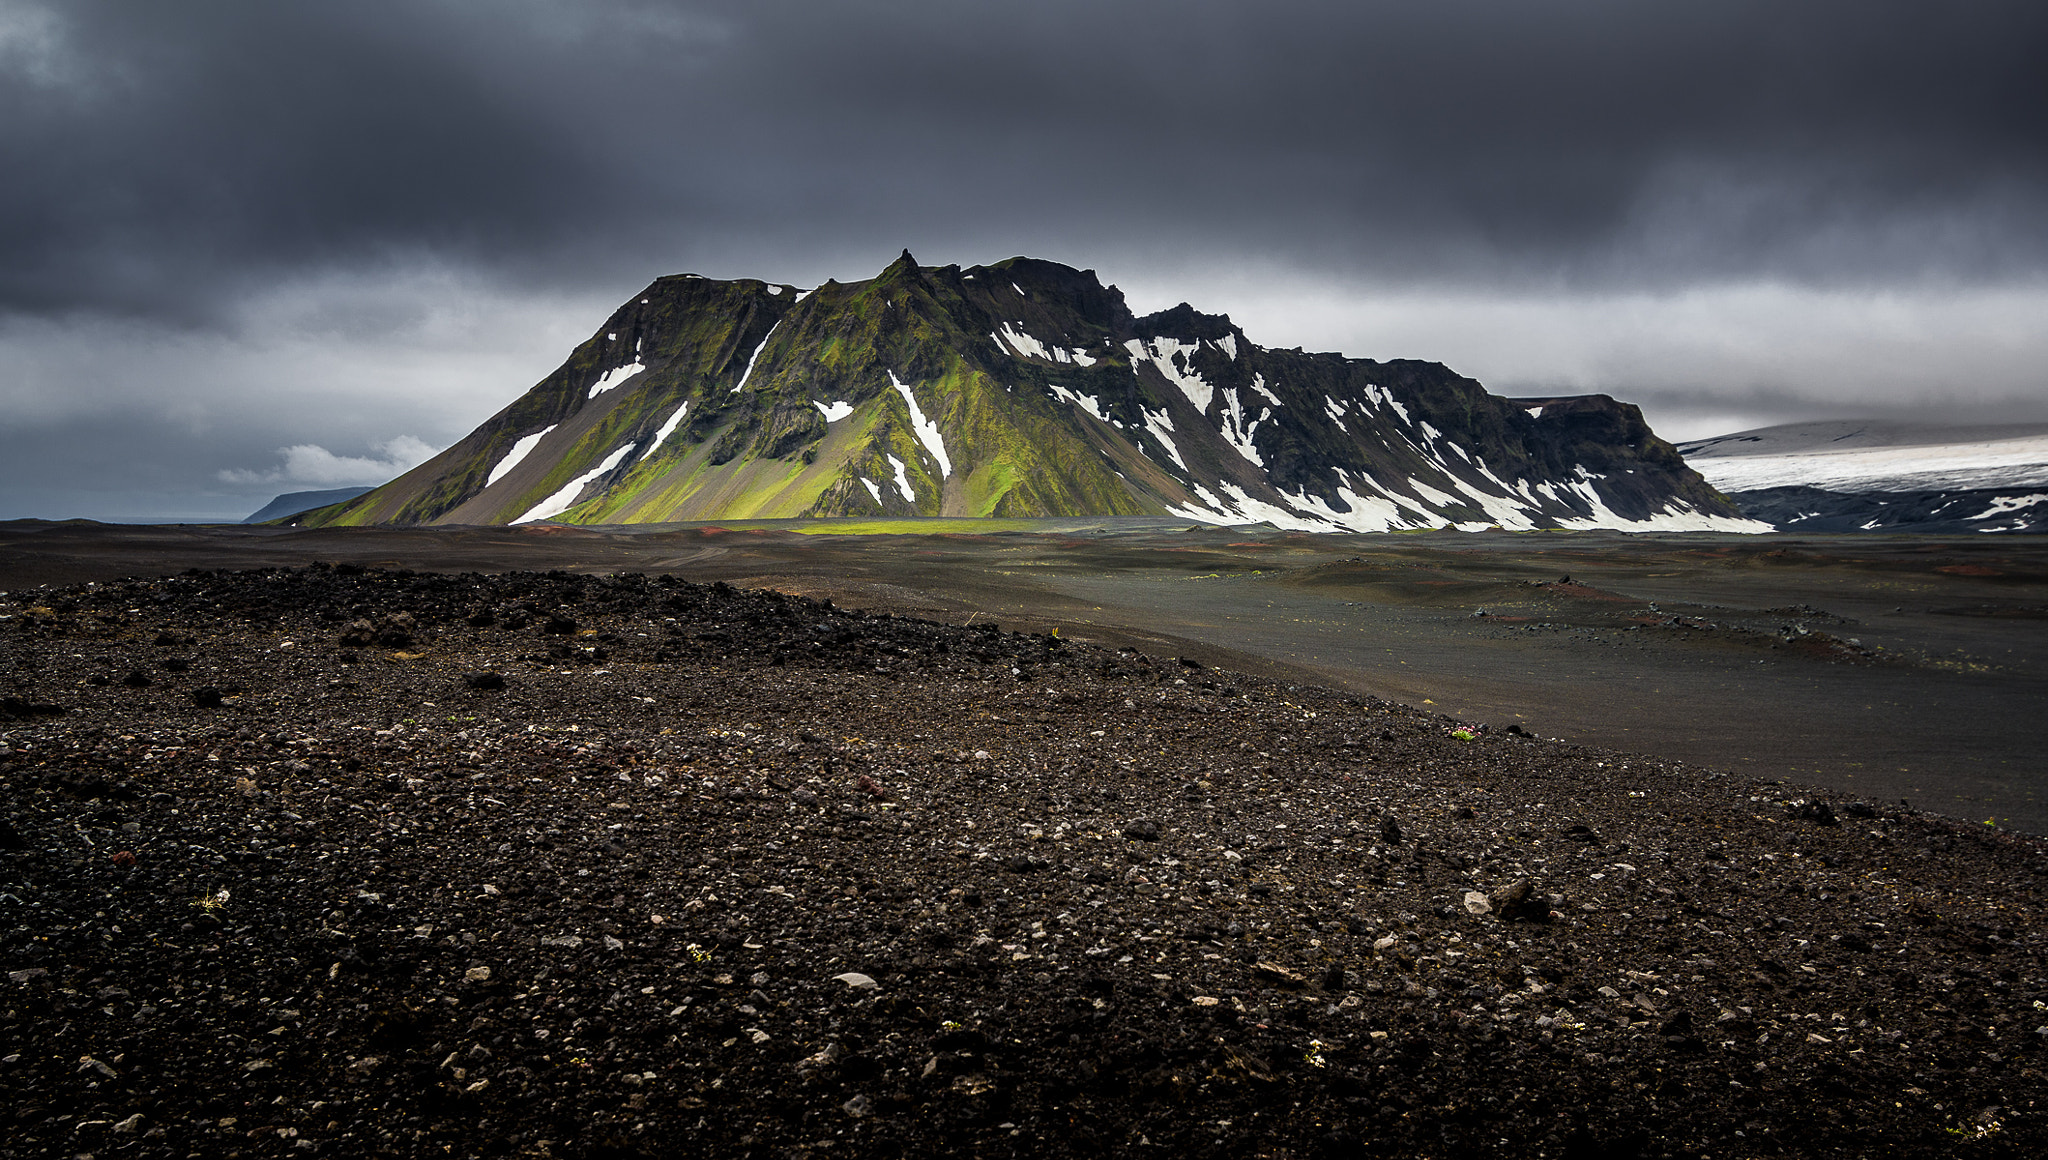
[1724,485,2047,534]
[245,487,373,524]
[302,252,1761,533]
[1679,420,2048,532]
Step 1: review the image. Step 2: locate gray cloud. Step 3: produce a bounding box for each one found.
[2,0,2046,517]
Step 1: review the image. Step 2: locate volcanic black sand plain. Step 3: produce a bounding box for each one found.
[4,518,2044,831]
[1,520,2045,1158]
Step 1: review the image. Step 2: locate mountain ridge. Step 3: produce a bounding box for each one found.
[301,254,1763,533]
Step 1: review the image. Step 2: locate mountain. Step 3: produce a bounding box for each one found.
[300,253,1762,532]
[1680,420,2048,533]
[243,486,373,525]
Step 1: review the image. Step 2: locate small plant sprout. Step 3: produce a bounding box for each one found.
[686,943,712,963]
[192,888,230,914]
[1449,729,1475,742]
[1946,1110,2005,1139]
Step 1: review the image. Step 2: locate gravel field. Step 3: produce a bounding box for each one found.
[2,565,2044,1158]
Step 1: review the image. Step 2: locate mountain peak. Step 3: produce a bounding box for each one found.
[1137,301,1235,341]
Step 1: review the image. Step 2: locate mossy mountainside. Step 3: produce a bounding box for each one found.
[301,254,1759,531]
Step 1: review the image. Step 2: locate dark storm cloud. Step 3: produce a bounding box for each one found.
[4,0,2045,328]
[4,0,2047,520]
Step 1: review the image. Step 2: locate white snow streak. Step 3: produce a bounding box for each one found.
[1217,387,1265,467]
[860,478,883,506]
[639,404,688,461]
[1973,494,2048,519]
[888,371,952,478]
[993,322,1098,365]
[1362,384,1411,425]
[1139,406,1187,470]
[1548,472,1772,532]
[511,442,637,524]
[1125,337,1214,412]
[486,425,557,486]
[813,399,855,422]
[587,361,647,399]
[729,325,778,393]
[994,323,1049,360]
[1324,397,1349,432]
[887,454,916,503]
[1047,384,1111,423]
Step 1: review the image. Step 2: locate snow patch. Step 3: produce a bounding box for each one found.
[1526,406,1545,419]
[993,322,1096,365]
[1324,396,1350,432]
[860,478,882,506]
[1281,483,1428,532]
[1362,384,1411,425]
[512,442,638,524]
[889,371,951,478]
[1247,373,1281,406]
[730,324,778,393]
[1547,472,1773,533]
[814,399,855,423]
[887,454,916,503]
[1140,405,1187,471]
[1217,388,1265,467]
[587,360,647,399]
[1973,494,2048,519]
[1165,481,1351,533]
[1048,384,1111,423]
[1215,334,1238,360]
[1125,337,1214,412]
[994,322,1050,360]
[486,426,557,486]
[639,404,688,461]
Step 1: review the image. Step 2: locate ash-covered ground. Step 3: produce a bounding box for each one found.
[2,566,2044,1158]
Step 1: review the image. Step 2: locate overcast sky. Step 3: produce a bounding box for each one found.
[3,0,2045,520]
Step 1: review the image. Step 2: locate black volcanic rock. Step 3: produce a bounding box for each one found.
[2,565,2043,1158]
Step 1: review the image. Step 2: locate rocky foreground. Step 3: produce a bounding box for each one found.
[1,566,2043,1158]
